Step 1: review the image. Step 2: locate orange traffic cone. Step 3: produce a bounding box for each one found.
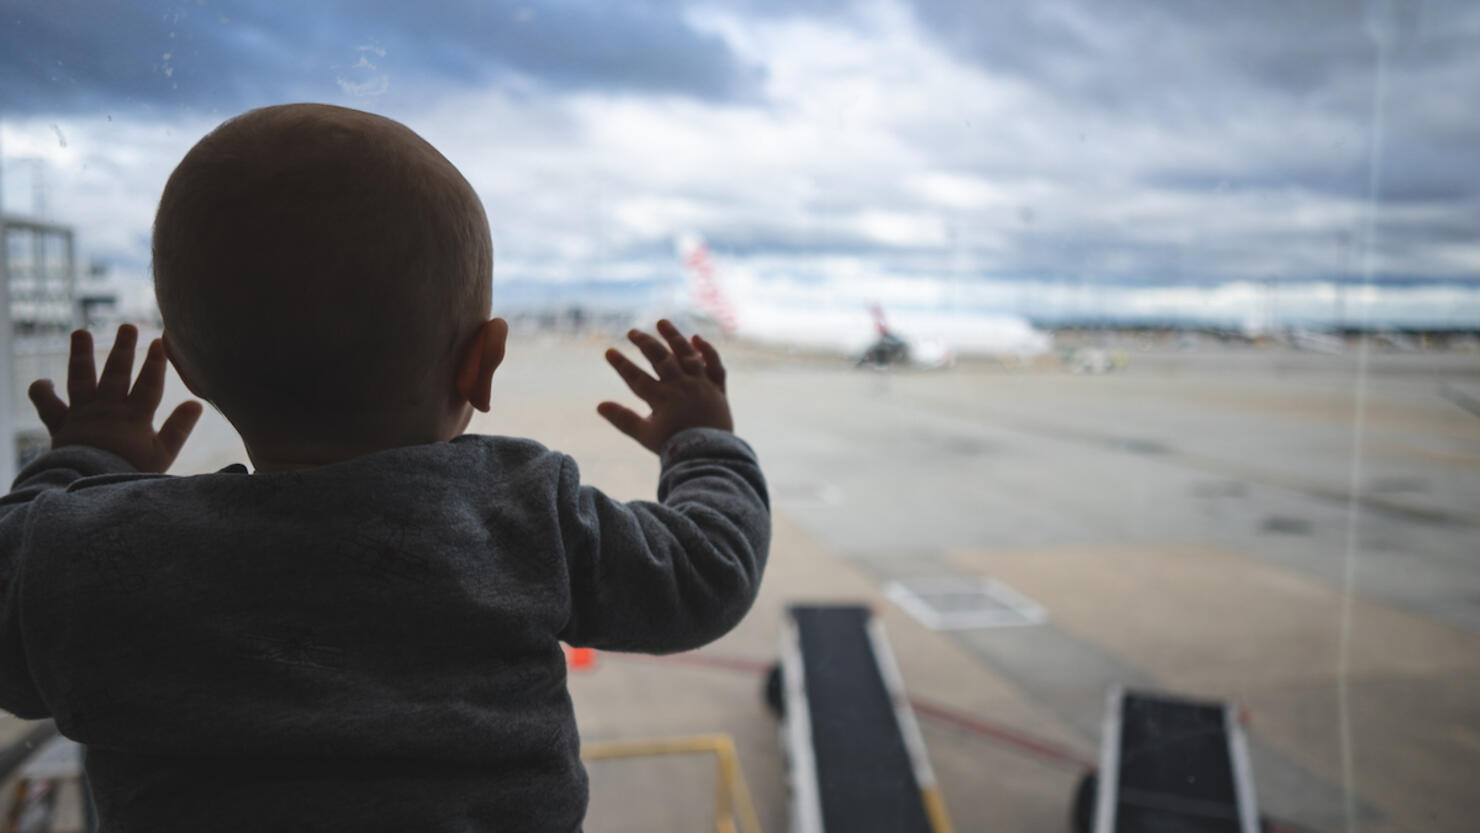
[563,644,597,671]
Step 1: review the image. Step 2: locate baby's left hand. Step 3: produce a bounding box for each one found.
[27,324,203,473]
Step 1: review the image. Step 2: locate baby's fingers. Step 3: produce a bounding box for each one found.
[605,348,660,402]
[97,324,139,400]
[128,339,169,414]
[27,380,68,433]
[657,319,703,374]
[157,400,204,463]
[692,334,726,391]
[67,329,97,407]
[597,401,652,450]
[628,330,677,380]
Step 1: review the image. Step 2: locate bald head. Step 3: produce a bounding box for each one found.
[153,103,492,448]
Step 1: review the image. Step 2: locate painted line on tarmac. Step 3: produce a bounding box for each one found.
[612,651,1091,770]
[1439,382,1480,421]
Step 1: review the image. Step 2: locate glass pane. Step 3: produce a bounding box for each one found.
[1,2,1476,832]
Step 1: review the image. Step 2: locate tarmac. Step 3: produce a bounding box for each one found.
[3,332,1479,832]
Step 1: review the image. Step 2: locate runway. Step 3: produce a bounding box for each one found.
[4,332,1478,831]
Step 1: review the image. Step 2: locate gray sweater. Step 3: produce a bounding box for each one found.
[0,427,770,832]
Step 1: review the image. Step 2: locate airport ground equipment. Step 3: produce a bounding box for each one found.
[2,734,92,833]
[768,604,954,833]
[580,733,762,833]
[1071,688,1261,833]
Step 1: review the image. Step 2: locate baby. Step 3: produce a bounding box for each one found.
[0,103,770,832]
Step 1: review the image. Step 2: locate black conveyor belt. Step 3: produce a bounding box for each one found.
[1114,693,1243,833]
[793,605,932,833]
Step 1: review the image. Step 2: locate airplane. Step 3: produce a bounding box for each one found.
[674,233,1052,368]
[854,304,954,370]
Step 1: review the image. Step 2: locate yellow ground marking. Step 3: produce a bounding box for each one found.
[582,734,762,833]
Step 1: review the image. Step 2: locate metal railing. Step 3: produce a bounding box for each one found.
[582,733,763,833]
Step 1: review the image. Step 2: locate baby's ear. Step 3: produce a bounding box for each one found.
[455,318,508,413]
[161,332,211,400]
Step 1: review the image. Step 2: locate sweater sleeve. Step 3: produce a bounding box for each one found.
[556,428,770,653]
[0,446,138,717]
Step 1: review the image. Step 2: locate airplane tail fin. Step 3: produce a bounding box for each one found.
[869,303,891,336]
[676,233,739,336]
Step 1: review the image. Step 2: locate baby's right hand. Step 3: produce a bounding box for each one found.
[598,320,733,454]
[27,324,203,473]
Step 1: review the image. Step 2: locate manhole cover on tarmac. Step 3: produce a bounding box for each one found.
[885,576,1047,630]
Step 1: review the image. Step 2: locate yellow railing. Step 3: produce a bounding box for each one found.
[581,733,763,833]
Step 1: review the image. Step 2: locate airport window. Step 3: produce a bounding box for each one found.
[1,2,1477,832]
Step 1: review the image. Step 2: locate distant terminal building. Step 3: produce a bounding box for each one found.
[0,212,120,480]
[2,213,80,339]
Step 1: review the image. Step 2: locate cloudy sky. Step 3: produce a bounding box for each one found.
[2,0,1478,324]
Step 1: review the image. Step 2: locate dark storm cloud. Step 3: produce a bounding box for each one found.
[909,0,1390,114]
[0,0,763,116]
[726,0,1479,221]
[6,0,1475,289]
[905,0,1480,204]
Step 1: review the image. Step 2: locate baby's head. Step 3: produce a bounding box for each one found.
[153,103,504,468]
